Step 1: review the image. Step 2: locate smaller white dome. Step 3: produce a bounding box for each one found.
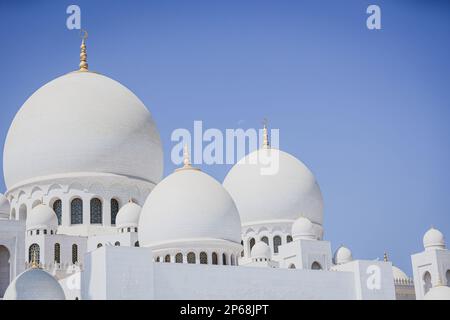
[392,266,409,281]
[0,193,10,218]
[116,201,142,229]
[26,204,58,231]
[291,217,316,240]
[3,268,65,300]
[424,284,450,300]
[333,245,353,265]
[423,227,446,251]
[251,242,271,260]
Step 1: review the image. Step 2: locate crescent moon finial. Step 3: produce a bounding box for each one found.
[80,29,88,41]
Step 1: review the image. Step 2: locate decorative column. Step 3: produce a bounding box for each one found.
[103,198,111,227]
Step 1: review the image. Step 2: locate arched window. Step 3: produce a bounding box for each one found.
[134,241,139,247]
[127,227,131,233]
[212,252,218,265]
[175,253,183,263]
[187,252,196,264]
[222,253,227,265]
[287,235,293,243]
[90,198,102,224]
[230,254,235,266]
[289,263,296,269]
[97,243,103,248]
[261,236,269,245]
[114,241,120,246]
[54,243,60,263]
[240,240,244,257]
[423,271,432,294]
[110,199,119,225]
[273,235,282,254]
[311,261,322,270]
[19,204,27,221]
[155,256,160,262]
[200,252,208,264]
[249,238,256,252]
[71,198,83,225]
[28,243,40,264]
[72,244,78,264]
[164,255,171,263]
[52,199,62,225]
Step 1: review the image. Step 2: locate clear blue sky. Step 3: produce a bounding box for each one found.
[0,0,449,274]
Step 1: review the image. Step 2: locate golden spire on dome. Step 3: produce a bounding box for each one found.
[262,118,270,149]
[176,144,200,172]
[183,144,192,168]
[383,252,388,262]
[79,29,89,72]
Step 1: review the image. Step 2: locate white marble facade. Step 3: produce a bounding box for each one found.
[0,39,449,300]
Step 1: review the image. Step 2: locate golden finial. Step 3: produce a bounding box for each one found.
[183,144,192,168]
[30,249,40,269]
[383,252,388,262]
[176,144,200,171]
[262,118,270,149]
[79,29,89,72]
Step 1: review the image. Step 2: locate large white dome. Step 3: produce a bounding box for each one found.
[3,71,163,189]
[223,148,323,226]
[139,168,242,247]
[3,268,65,300]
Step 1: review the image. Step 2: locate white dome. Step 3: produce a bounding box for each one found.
[3,268,65,300]
[333,246,353,265]
[139,168,242,247]
[116,201,142,229]
[223,148,323,227]
[251,242,271,260]
[424,284,450,300]
[26,204,58,231]
[291,217,317,240]
[392,266,409,281]
[423,227,446,251]
[3,71,163,189]
[0,193,10,218]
